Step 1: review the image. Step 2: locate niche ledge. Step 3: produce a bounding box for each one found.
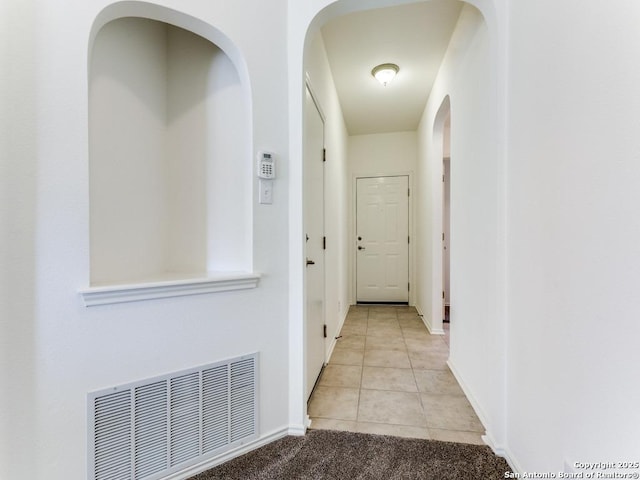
[79,272,260,307]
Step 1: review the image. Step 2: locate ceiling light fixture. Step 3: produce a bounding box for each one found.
[371,63,399,86]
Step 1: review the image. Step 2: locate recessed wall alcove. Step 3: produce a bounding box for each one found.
[83,14,257,305]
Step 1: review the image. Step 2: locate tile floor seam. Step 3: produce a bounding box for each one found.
[409,345,429,425]
[309,306,484,444]
[354,306,369,424]
[405,332,422,398]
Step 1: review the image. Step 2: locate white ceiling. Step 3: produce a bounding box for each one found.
[320,1,463,136]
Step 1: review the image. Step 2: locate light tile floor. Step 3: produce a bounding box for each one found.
[308,305,486,445]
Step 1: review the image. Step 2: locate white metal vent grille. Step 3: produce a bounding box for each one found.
[89,354,258,480]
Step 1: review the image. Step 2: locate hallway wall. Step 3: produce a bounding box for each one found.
[416,2,505,450]
[349,131,417,177]
[304,31,351,359]
[1,2,291,479]
[506,0,640,472]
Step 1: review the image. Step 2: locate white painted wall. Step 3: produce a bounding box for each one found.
[414,0,640,473]
[165,25,252,274]
[1,1,290,479]
[304,32,351,356]
[349,131,417,177]
[90,18,171,283]
[1,1,39,476]
[415,0,507,455]
[506,0,640,472]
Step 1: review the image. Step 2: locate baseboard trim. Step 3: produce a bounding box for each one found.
[415,304,445,335]
[446,359,487,426]
[446,359,520,472]
[166,426,290,480]
[293,415,311,435]
[485,440,522,475]
[482,431,510,461]
[289,423,308,436]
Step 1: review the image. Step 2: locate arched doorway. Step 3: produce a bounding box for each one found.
[292,0,506,451]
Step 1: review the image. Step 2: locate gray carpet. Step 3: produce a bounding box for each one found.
[190,429,512,480]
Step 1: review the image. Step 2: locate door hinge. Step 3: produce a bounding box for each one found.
[323,324,327,338]
[407,188,410,197]
[442,232,445,241]
[408,282,410,291]
[323,148,326,162]
[408,236,410,244]
[323,236,326,250]
[442,291,445,299]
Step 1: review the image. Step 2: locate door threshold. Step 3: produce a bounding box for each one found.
[356,301,409,306]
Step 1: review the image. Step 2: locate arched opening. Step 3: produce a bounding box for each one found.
[432,95,451,338]
[294,0,505,450]
[88,9,252,287]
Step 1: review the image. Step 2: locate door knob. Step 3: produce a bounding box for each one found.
[306,258,315,266]
[358,246,365,250]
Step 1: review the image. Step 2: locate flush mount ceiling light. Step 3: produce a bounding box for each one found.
[371,63,399,86]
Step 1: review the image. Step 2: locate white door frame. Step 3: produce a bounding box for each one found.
[443,156,451,313]
[351,172,414,306]
[429,96,451,336]
[303,78,326,400]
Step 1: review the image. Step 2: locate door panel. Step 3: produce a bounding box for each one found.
[304,86,325,400]
[356,176,409,303]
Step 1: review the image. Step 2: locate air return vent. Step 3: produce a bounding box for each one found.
[88,354,258,480]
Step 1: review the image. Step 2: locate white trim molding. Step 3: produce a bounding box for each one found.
[482,435,522,476]
[164,427,289,480]
[415,303,445,335]
[79,272,261,306]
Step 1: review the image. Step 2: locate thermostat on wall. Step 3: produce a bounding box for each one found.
[257,151,275,179]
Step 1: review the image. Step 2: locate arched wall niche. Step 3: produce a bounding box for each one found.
[88,1,251,90]
[87,3,254,291]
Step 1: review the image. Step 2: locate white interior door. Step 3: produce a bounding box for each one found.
[356,176,409,303]
[304,86,325,399]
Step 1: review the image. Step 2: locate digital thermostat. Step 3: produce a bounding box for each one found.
[257,151,275,179]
